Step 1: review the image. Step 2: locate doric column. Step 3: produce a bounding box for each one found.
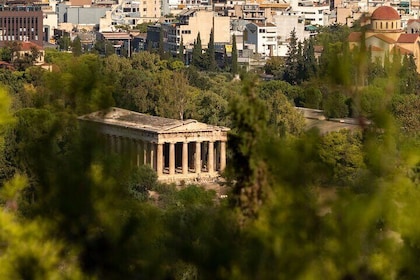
[156,143,163,176]
[150,143,155,170]
[208,141,214,173]
[136,140,141,167]
[131,138,137,166]
[110,135,116,153]
[220,141,226,171]
[182,142,188,175]
[195,141,201,173]
[116,136,122,154]
[169,142,175,175]
[143,141,148,165]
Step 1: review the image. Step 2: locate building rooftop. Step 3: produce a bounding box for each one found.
[371,6,400,20]
[21,41,42,51]
[348,32,362,42]
[397,33,419,43]
[101,32,131,40]
[370,33,396,44]
[391,45,412,55]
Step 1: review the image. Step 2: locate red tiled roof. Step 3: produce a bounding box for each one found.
[314,45,324,52]
[21,41,42,51]
[348,32,362,42]
[397,33,419,43]
[407,19,420,25]
[371,6,400,20]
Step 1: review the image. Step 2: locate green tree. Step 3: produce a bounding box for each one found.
[71,36,83,56]
[191,33,203,68]
[323,90,349,118]
[0,42,21,63]
[195,90,229,126]
[302,37,317,80]
[270,93,306,137]
[134,22,150,33]
[231,34,238,75]
[127,165,158,201]
[318,130,366,186]
[206,28,216,71]
[399,54,420,95]
[283,29,300,85]
[178,36,184,62]
[93,39,115,56]
[264,56,283,78]
[57,34,71,52]
[226,76,271,221]
[158,28,165,59]
[391,94,420,135]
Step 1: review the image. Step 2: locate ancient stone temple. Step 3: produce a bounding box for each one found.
[78,107,230,183]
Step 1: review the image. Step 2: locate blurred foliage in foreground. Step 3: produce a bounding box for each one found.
[0,42,419,278]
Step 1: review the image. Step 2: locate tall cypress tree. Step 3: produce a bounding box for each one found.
[231,34,238,75]
[72,36,83,56]
[178,36,184,63]
[158,28,165,58]
[192,32,202,68]
[283,29,300,85]
[303,38,317,80]
[206,28,216,71]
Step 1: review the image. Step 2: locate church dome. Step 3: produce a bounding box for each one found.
[371,6,400,20]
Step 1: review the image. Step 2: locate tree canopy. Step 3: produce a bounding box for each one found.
[0,36,419,280]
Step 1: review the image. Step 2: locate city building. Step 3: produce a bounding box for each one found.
[244,22,278,57]
[57,2,111,28]
[164,9,230,56]
[348,6,420,72]
[79,107,229,183]
[0,5,44,46]
[99,0,161,32]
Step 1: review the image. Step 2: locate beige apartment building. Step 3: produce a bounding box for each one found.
[166,9,230,55]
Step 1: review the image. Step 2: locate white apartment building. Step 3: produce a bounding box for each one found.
[99,0,161,32]
[272,14,310,56]
[162,0,211,16]
[244,22,279,57]
[44,10,59,43]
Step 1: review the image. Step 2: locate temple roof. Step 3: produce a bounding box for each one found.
[78,107,229,134]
